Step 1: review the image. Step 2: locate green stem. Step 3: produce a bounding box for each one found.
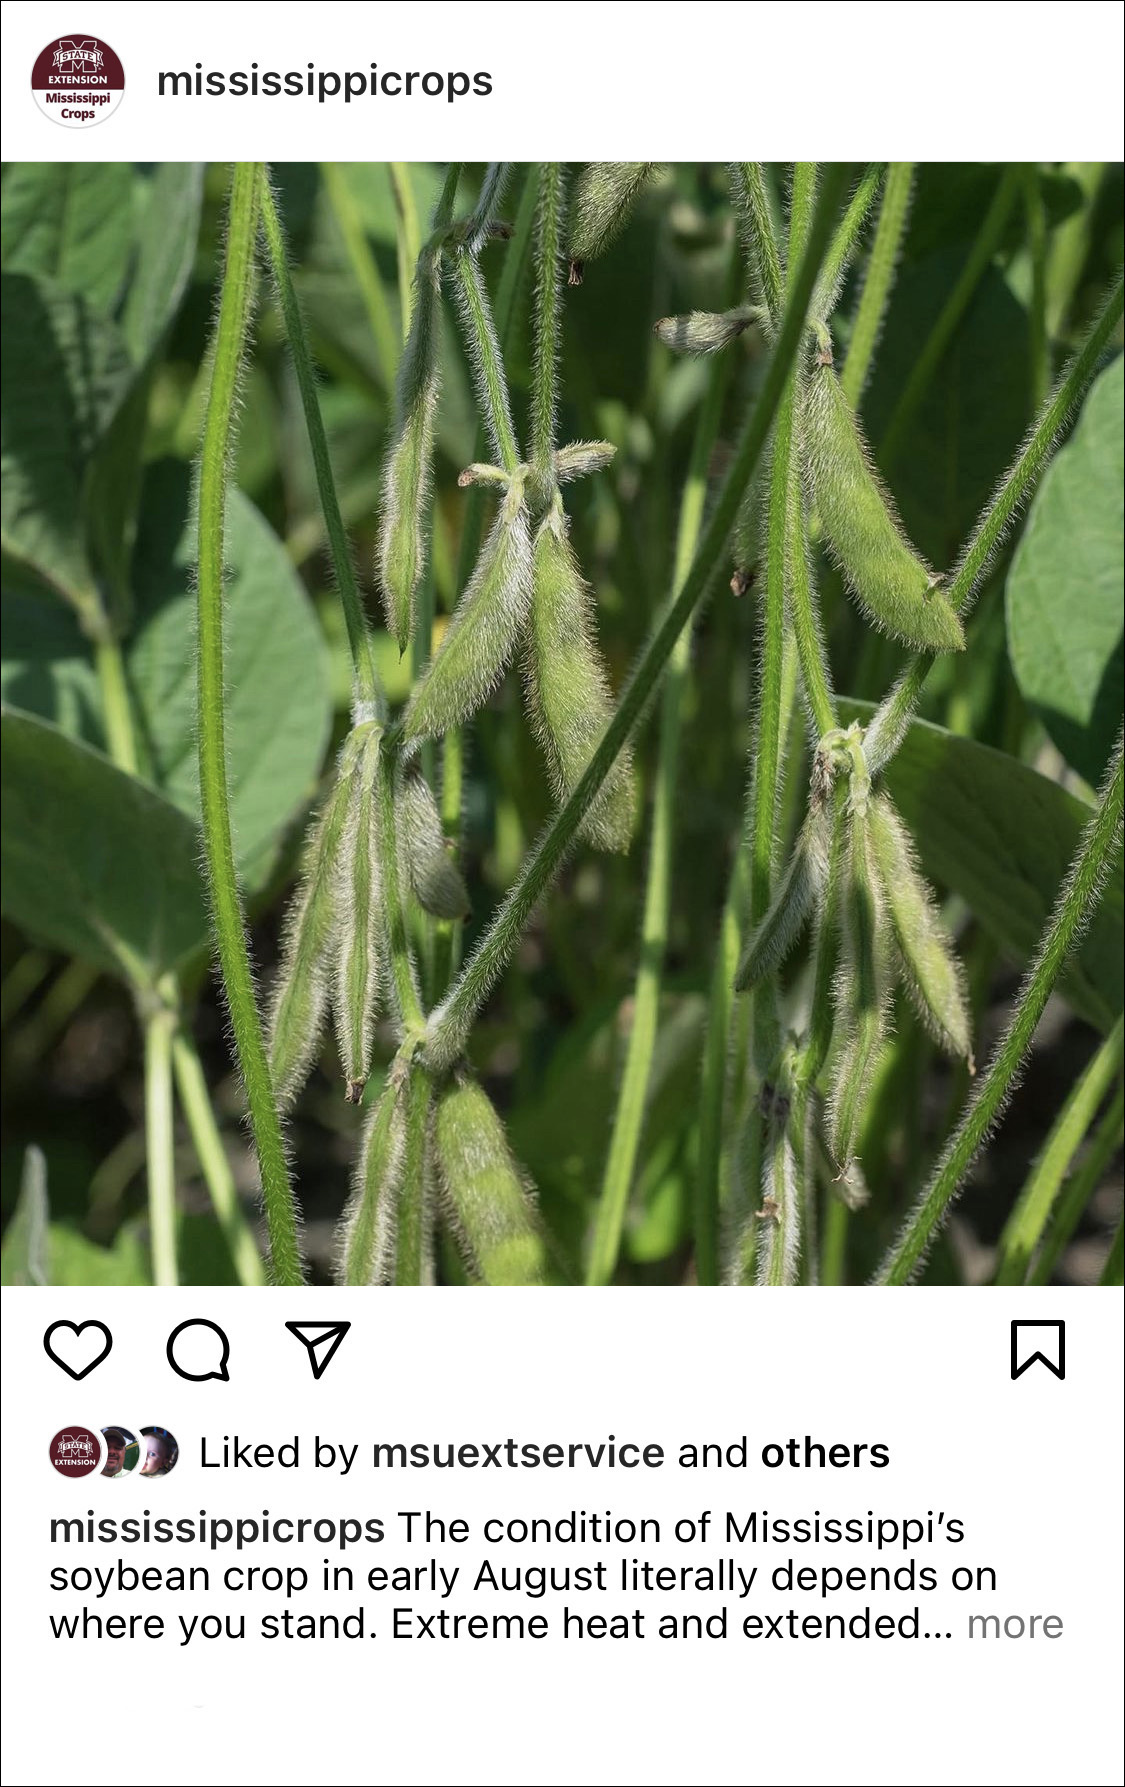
[879,736,1125,1284]
[377,742,425,1036]
[994,1016,1123,1285]
[319,161,400,392]
[196,162,302,1285]
[144,996,177,1288]
[1022,164,1050,410]
[587,283,735,1286]
[841,162,914,407]
[93,634,138,775]
[425,166,851,1075]
[732,163,783,326]
[171,1029,267,1287]
[259,172,379,710]
[811,162,884,325]
[389,163,422,336]
[866,273,1124,777]
[1099,1217,1124,1285]
[530,162,566,485]
[451,249,521,474]
[821,1196,849,1285]
[1031,1084,1123,1286]
[785,433,836,736]
[394,1069,433,1284]
[878,165,1021,473]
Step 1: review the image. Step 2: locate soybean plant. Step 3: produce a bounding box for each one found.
[192,162,1123,1289]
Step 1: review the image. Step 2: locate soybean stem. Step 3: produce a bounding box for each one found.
[841,162,914,407]
[811,162,884,324]
[587,255,738,1286]
[733,163,784,326]
[172,1029,267,1287]
[1030,1085,1124,1286]
[389,163,422,336]
[259,172,379,709]
[144,996,178,1288]
[452,250,521,475]
[879,735,1125,1284]
[197,162,302,1284]
[425,167,851,1073]
[530,162,566,484]
[319,161,400,393]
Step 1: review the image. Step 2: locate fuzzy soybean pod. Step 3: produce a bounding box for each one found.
[267,728,367,1108]
[757,1118,801,1287]
[378,249,441,656]
[401,484,533,745]
[332,729,382,1104]
[433,1075,546,1285]
[654,307,760,356]
[827,808,893,1170]
[869,791,972,1061]
[338,1078,405,1285]
[568,163,658,280]
[735,802,832,989]
[804,365,965,654]
[396,761,470,920]
[524,505,635,851]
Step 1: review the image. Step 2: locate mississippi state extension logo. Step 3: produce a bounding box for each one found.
[49,1427,103,1478]
[31,33,125,128]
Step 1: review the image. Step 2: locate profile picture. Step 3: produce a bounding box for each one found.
[101,1426,140,1478]
[139,1427,179,1477]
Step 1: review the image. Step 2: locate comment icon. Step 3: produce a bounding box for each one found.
[167,1318,231,1383]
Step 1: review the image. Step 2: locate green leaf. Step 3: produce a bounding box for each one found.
[45,1221,150,1286]
[123,164,205,363]
[0,273,133,608]
[1,460,334,878]
[1006,356,1124,785]
[1,163,137,313]
[0,708,207,983]
[844,703,1123,1032]
[0,1147,49,1285]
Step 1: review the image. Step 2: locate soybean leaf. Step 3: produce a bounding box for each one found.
[0,163,137,313]
[863,257,1030,567]
[0,273,133,608]
[0,1147,49,1286]
[844,703,1123,1032]
[1006,356,1124,786]
[0,708,208,984]
[122,162,205,363]
[42,1221,150,1286]
[1,460,334,878]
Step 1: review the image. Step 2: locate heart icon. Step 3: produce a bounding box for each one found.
[43,1320,113,1381]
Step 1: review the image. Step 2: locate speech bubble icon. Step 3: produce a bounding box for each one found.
[1010,1319,1065,1380]
[167,1318,231,1383]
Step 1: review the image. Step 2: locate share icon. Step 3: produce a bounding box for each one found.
[285,1321,352,1381]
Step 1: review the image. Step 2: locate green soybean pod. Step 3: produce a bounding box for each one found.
[735,802,832,989]
[433,1075,546,1286]
[757,1121,801,1288]
[654,306,760,356]
[524,507,636,852]
[267,728,367,1108]
[568,163,658,279]
[401,489,533,745]
[827,808,892,1170]
[377,251,441,656]
[338,1078,405,1285]
[869,792,972,1061]
[804,364,965,654]
[396,762,470,920]
[332,730,381,1104]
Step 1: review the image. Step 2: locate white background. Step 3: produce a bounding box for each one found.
[2,1288,1123,1786]
[2,5,1123,1784]
[0,1,1123,160]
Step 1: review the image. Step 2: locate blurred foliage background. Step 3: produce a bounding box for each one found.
[1,161,1122,1284]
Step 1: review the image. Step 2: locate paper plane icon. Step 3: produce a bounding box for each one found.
[285,1321,352,1380]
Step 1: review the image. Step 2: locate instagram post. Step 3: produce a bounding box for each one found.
[1,4,1122,1784]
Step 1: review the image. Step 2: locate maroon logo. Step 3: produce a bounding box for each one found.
[49,1427,103,1479]
[31,33,125,128]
